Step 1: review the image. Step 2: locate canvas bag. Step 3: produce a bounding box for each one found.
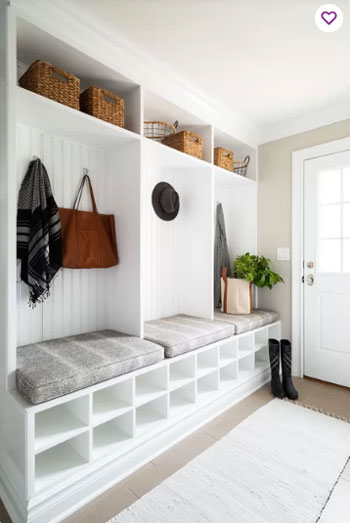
[59,174,118,269]
[221,267,252,314]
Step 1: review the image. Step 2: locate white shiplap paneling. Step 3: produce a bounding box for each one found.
[16,126,109,346]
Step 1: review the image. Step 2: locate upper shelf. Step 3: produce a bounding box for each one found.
[142,135,213,171]
[213,165,254,188]
[17,87,140,151]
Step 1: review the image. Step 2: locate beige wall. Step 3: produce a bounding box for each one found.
[258,120,350,338]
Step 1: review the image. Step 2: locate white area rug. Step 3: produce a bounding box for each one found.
[108,400,350,523]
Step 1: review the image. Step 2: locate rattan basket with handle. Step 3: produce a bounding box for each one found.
[80,86,125,128]
[214,147,234,171]
[162,130,203,159]
[19,60,80,110]
[144,120,178,141]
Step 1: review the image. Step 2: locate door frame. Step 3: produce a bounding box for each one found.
[291,137,350,377]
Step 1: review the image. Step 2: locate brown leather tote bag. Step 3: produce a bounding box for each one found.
[59,174,118,269]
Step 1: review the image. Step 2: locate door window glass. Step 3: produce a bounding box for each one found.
[317,167,350,273]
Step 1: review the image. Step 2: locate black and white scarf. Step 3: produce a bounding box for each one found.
[17,158,62,307]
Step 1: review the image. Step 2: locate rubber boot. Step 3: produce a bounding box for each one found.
[281,339,299,400]
[268,339,285,398]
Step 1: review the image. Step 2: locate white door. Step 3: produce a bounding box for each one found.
[304,150,350,387]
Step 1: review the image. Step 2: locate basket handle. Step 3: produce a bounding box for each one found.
[174,120,178,129]
[244,155,250,165]
[103,92,118,105]
[189,136,199,143]
[51,67,70,83]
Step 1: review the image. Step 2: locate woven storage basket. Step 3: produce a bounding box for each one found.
[233,155,250,177]
[162,130,203,159]
[19,60,80,110]
[144,120,177,141]
[80,86,125,127]
[214,147,234,171]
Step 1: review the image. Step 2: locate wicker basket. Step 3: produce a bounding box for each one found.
[214,147,234,171]
[19,60,80,110]
[162,130,203,159]
[80,86,125,127]
[144,120,178,141]
[233,155,250,177]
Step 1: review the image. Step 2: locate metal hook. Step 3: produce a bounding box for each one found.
[83,167,89,176]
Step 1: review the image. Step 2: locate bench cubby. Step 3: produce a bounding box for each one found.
[169,381,196,419]
[219,339,238,366]
[93,411,134,460]
[254,328,269,352]
[35,432,90,493]
[238,333,255,354]
[197,347,219,379]
[169,355,196,391]
[135,367,168,407]
[238,352,255,383]
[197,369,220,404]
[93,379,133,427]
[34,396,89,454]
[255,346,270,370]
[219,361,238,391]
[136,395,168,437]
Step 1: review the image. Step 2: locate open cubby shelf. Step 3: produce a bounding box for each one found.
[26,323,280,497]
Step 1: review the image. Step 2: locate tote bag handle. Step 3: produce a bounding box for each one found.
[73,174,98,213]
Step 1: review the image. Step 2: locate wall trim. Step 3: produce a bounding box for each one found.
[291,137,350,377]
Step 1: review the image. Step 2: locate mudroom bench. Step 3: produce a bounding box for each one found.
[9,317,280,523]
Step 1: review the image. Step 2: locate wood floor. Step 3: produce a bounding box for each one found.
[1,377,349,523]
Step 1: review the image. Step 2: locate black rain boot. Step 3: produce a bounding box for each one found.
[268,339,285,398]
[281,339,299,400]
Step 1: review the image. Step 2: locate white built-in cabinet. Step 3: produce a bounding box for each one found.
[0,3,268,522]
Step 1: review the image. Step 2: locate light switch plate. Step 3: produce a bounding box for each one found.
[277,247,290,261]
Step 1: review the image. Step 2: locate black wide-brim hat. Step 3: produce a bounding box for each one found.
[152,182,180,221]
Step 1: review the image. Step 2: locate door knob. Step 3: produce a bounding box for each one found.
[306,274,314,286]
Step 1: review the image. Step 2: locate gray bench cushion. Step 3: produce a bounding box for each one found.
[144,314,234,358]
[214,309,279,334]
[17,330,164,405]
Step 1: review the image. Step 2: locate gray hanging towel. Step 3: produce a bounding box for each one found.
[214,203,232,308]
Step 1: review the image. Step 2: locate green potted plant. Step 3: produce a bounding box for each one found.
[233,253,284,289]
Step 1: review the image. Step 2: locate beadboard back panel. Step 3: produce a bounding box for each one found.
[142,142,214,322]
[16,125,110,346]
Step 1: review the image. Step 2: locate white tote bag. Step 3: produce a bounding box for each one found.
[221,267,252,314]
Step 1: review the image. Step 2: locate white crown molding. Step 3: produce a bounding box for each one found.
[260,100,350,145]
[10,0,349,147]
[11,0,262,147]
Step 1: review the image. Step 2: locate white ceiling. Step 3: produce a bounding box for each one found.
[69,0,350,141]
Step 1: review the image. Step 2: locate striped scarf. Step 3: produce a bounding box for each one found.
[17,158,62,307]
